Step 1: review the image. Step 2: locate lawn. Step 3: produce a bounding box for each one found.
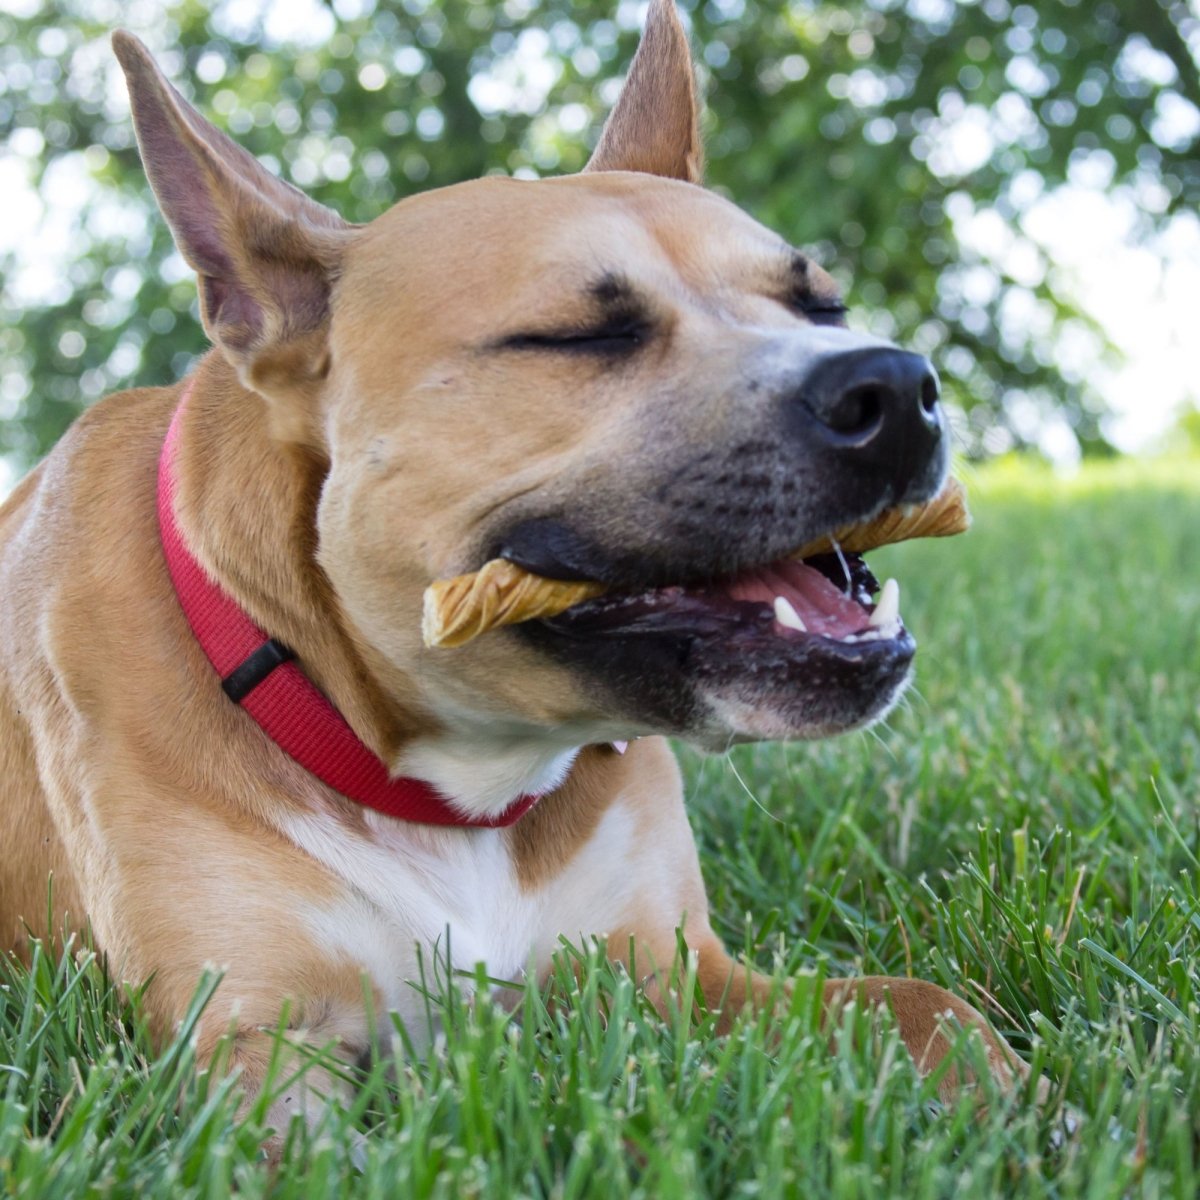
[3,456,1198,1198]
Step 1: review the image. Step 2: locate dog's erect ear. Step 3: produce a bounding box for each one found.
[112,32,351,422]
[584,0,702,183]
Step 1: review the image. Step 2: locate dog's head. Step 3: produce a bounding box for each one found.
[115,0,946,810]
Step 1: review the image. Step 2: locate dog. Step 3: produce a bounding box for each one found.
[0,0,1034,1138]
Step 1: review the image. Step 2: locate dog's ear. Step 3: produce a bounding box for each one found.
[584,0,703,183]
[113,32,351,434]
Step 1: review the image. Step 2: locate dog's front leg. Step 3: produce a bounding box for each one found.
[615,923,1032,1103]
[570,740,1031,1103]
[200,1018,359,1150]
[818,975,1034,1102]
[45,791,382,1154]
[143,952,379,1159]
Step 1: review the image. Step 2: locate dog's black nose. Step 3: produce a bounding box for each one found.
[790,347,943,490]
[799,347,941,444]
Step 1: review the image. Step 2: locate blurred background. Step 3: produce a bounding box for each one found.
[1,0,1197,495]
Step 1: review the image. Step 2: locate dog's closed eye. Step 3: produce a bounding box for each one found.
[495,270,652,357]
[788,296,849,327]
[498,314,649,356]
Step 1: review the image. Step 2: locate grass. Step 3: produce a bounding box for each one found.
[3,454,1199,1198]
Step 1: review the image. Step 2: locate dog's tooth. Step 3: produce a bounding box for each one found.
[868,577,900,629]
[773,595,808,632]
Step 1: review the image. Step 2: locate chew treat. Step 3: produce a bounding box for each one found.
[422,478,969,649]
[423,559,606,649]
[790,476,970,560]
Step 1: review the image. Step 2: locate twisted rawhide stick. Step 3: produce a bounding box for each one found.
[789,475,969,559]
[422,561,606,649]
[422,477,970,648]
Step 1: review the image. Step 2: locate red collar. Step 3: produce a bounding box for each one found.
[157,382,538,828]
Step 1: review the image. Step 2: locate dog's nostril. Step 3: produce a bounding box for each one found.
[827,383,884,437]
[920,373,940,417]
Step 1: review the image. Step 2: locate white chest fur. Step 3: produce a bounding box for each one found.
[282,802,639,1037]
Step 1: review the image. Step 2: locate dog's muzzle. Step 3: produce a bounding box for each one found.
[482,335,949,743]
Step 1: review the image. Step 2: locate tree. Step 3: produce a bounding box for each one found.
[1,0,1196,468]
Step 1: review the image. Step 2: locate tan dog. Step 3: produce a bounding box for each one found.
[0,0,1032,1136]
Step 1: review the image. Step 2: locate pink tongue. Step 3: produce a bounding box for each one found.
[726,560,868,638]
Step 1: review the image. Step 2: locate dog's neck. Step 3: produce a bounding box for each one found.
[166,354,609,821]
[170,353,427,768]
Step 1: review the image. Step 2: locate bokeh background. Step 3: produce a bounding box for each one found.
[1,0,1197,488]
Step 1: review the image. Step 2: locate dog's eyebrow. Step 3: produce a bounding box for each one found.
[588,271,644,311]
[783,250,817,293]
[780,248,842,305]
[786,250,811,278]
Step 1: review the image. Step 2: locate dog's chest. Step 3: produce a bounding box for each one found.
[281,803,636,1027]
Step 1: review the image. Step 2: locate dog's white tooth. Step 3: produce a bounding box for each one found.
[868,577,900,629]
[773,595,808,632]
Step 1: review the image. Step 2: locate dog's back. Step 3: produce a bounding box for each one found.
[0,387,173,946]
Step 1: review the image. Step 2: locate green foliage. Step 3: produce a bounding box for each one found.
[1172,404,1200,450]
[3,460,1200,1196]
[1,0,1197,466]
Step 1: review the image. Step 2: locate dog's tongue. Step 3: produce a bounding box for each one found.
[726,560,868,638]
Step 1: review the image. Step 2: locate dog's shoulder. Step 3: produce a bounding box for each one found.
[1,384,176,537]
[0,383,180,663]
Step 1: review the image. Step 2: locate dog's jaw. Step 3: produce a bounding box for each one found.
[696,661,915,750]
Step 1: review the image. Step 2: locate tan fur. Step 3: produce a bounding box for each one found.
[0,2,1034,1148]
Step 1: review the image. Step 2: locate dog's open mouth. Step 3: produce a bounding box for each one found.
[540,550,905,657]
[524,540,916,741]
[482,483,968,737]
[491,511,932,740]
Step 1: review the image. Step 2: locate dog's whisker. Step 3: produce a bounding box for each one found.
[830,535,853,596]
[725,753,784,825]
[864,722,901,764]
